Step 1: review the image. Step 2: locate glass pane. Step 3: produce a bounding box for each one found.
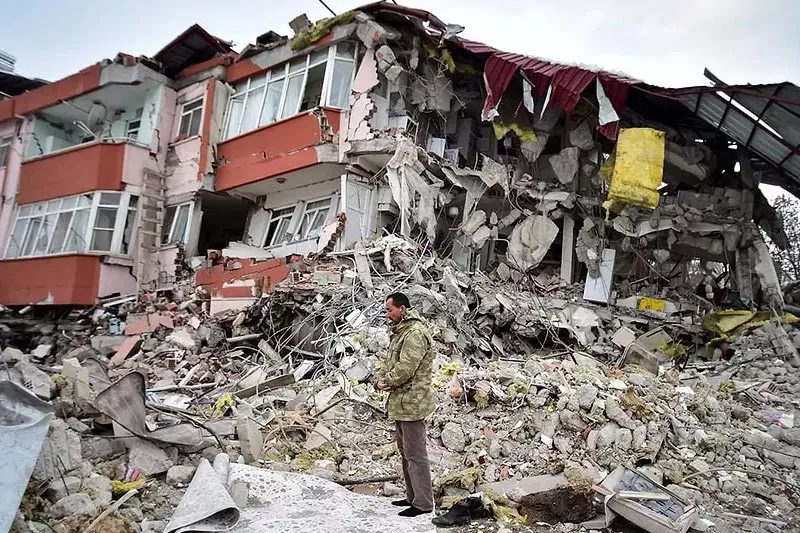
[0,144,7,168]
[307,199,331,211]
[184,99,203,111]
[77,194,92,208]
[233,80,248,95]
[128,195,139,209]
[265,216,291,246]
[172,204,191,244]
[61,196,77,210]
[249,74,267,90]
[22,218,41,256]
[226,98,244,138]
[162,206,177,244]
[289,57,306,74]
[328,59,355,108]
[34,214,56,255]
[100,192,121,206]
[336,42,356,59]
[281,75,304,118]
[6,219,28,258]
[310,48,328,66]
[121,209,136,254]
[189,110,202,136]
[91,229,113,252]
[19,205,32,217]
[46,199,62,213]
[179,114,191,136]
[48,212,73,254]
[300,63,326,111]
[65,209,89,252]
[241,86,265,133]
[32,203,45,215]
[95,207,118,230]
[259,79,285,126]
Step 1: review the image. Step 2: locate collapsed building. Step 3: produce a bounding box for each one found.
[0,3,795,313]
[2,3,800,533]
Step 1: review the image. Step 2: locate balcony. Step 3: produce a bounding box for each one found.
[19,140,151,204]
[215,108,341,192]
[0,254,101,305]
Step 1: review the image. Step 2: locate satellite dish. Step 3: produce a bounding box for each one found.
[87,102,108,128]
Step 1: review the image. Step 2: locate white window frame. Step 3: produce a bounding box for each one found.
[223,42,358,140]
[177,98,204,139]
[261,205,297,248]
[162,202,194,245]
[0,135,11,168]
[5,191,139,259]
[260,195,338,249]
[126,108,143,141]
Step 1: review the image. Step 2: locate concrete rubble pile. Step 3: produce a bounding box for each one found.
[0,232,798,533]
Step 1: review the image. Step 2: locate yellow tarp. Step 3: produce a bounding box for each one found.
[604,127,665,212]
[638,297,667,312]
[702,309,799,337]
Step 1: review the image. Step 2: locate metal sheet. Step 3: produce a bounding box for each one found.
[0,380,54,533]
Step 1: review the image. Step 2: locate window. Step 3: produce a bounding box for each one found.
[261,197,334,248]
[162,203,192,245]
[296,198,332,241]
[262,207,295,247]
[5,191,138,259]
[224,42,358,139]
[127,109,143,141]
[178,99,203,138]
[0,136,10,167]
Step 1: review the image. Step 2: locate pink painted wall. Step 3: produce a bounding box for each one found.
[121,143,150,187]
[167,137,202,197]
[98,261,137,299]
[0,118,32,255]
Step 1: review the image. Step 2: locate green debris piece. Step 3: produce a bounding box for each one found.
[439,361,462,377]
[436,466,482,491]
[110,478,146,495]
[659,342,687,360]
[211,392,235,418]
[507,381,530,399]
[483,488,527,524]
[475,390,490,409]
[291,12,358,51]
[51,373,68,389]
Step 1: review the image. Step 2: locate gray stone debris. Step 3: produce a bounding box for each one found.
[441,422,466,452]
[605,397,636,430]
[128,439,174,476]
[34,419,82,480]
[49,493,97,518]
[166,465,197,486]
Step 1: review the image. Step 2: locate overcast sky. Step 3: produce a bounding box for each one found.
[2,0,799,87]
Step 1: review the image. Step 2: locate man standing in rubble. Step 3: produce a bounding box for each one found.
[377,292,435,517]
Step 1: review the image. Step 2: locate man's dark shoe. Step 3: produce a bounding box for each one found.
[391,499,412,507]
[431,496,487,527]
[399,506,430,517]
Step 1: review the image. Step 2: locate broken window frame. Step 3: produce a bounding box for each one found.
[223,42,358,140]
[0,135,11,167]
[5,191,140,259]
[126,108,143,141]
[261,206,296,248]
[177,98,204,139]
[260,195,338,249]
[295,197,333,241]
[161,202,193,246]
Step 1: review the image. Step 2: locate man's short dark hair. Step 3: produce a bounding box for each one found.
[387,292,411,308]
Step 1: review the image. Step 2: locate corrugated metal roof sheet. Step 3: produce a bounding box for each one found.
[362,2,639,139]
[665,82,800,191]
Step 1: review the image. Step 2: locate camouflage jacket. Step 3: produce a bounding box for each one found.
[382,309,435,422]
